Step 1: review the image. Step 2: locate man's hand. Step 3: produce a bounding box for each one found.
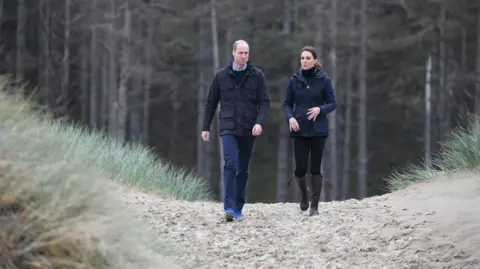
[307,107,321,121]
[252,124,263,136]
[201,131,210,142]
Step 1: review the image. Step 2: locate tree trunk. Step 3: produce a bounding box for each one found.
[314,0,327,201]
[101,54,109,129]
[38,0,51,106]
[357,0,368,199]
[89,0,99,128]
[129,72,142,141]
[169,87,179,160]
[108,0,118,134]
[329,0,338,200]
[197,16,208,177]
[143,0,154,143]
[16,0,26,87]
[425,53,432,164]
[437,5,447,140]
[61,0,71,117]
[342,5,355,200]
[116,3,131,141]
[276,0,291,203]
[80,38,89,123]
[210,0,223,200]
[292,0,301,202]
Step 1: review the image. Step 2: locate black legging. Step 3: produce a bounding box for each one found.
[293,136,327,178]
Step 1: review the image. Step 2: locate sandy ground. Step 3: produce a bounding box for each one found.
[122,171,480,269]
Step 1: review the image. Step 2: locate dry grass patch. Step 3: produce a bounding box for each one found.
[386,113,480,191]
[0,159,181,269]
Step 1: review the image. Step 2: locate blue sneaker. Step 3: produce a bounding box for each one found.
[224,208,234,222]
[234,210,243,219]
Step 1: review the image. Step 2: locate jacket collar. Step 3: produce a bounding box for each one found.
[293,68,325,84]
[226,60,255,75]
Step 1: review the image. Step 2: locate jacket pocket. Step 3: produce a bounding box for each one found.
[220,82,235,103]
[313,116,328,134]
[293,109,305,121]
[243,80,257,102]
[219,108,235,130]
[292,110,308,133]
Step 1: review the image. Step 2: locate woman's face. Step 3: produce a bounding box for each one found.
[301,51,317,70]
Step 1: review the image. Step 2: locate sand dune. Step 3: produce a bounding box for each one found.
[122,171,480,269]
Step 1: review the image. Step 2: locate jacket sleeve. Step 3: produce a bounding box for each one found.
[202,74,221,131]
[255,70,271,126]
[282,77,295,121]
[320,76,337,115]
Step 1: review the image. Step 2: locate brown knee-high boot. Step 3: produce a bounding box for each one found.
[295,176,309,211]
[309,174,323,216]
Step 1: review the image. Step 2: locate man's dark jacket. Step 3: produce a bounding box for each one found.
[202,62,270,136]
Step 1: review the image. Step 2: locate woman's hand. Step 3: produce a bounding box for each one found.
[289,117,300,132]
[307,107,321,121]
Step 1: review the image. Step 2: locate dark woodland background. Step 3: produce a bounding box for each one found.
[3,0,480,203]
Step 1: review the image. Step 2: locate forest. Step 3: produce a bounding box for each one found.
[3,0,480,203]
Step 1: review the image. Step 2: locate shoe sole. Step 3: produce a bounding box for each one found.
[225,211,234,222]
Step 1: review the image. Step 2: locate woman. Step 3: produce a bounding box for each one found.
[282,46,337,216]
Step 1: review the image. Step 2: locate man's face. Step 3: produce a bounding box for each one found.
[233,43,249,66]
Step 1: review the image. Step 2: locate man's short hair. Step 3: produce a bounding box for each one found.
[233,40,249,51]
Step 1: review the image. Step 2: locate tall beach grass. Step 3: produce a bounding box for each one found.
[0,77,211,202]
[386,113,480,191]
[0,76,205,268]
[0,159,184,269]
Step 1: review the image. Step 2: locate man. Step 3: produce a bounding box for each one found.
[201,40,270,222]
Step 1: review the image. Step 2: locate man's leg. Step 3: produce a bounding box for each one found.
[234,135,256,216]
[221,134,239,221]
[293,137,311,211]
[309,136,327,216]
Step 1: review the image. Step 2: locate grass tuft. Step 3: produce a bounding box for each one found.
[0,76,196,268]
[0,76,211,202]
[0,159,182,269]
[385,113,480,191]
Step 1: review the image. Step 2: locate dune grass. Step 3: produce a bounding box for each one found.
[0,78,211,202]
[0,77,206,268]
[0,159,184,269]
[386,113,480,191]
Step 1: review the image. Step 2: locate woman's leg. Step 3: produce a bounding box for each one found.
[294,137,310,178]
[309,136,327,215]
[293,137,311,211]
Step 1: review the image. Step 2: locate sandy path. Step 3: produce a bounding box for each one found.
[122,171,480,269]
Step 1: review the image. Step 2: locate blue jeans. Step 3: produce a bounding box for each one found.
[221,134,256,212]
